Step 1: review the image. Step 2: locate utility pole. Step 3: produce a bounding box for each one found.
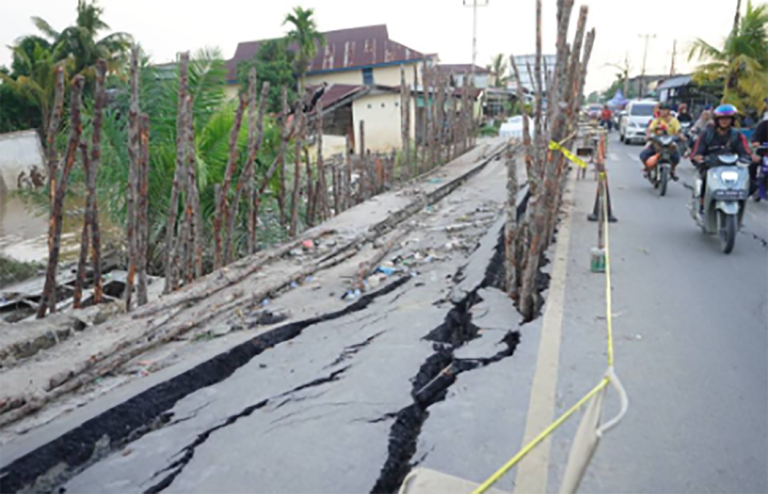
[463,0,489,84]
[638,33,656,98]
[669,40,677,76]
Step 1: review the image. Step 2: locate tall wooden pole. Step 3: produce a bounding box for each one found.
[165,51,190,293]
[124,47,140,310]
[37,76,84,318]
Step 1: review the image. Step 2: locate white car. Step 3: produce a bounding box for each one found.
[619,100,657,145]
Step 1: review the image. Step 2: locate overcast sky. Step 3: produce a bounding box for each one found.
[0,0,741,93]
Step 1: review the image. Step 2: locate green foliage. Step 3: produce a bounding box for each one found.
[283,6,325,91]
[0,67,43,132]
[487,54,510,88]
[237,39,298,113]
[31,0,133,79]
[0,43,75,134]
[96,49,283,265]
[689,0,768,112]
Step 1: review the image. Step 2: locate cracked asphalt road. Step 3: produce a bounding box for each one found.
[55,155,529,494]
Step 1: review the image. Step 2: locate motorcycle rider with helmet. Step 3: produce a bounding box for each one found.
[640,102,684,180]
[691,104,752,211]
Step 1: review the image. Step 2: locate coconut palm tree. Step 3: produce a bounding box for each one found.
[487,54,510,88]
[689,0,768,112]
[31,0,133,78]
[0,43,74,135]
[283,7,325,95]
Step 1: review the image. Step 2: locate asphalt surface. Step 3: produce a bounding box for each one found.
[547,134,768,494]
[4,135,766,494]
[48,155,532,494]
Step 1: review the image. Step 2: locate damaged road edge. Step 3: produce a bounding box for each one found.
[0,277,411,494]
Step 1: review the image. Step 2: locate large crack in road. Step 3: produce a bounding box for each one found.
[370,233,521,494]
[0,278,409,494]
[2,153,542,494]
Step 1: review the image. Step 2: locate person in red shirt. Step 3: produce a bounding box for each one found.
[600,105,614,131]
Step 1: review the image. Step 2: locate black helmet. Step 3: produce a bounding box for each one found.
[659,102,673,110]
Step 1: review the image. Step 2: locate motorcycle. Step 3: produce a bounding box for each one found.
[754,144,768,202]
[680,122,693,155]
[690,153,751,254]
[645,133,678,196]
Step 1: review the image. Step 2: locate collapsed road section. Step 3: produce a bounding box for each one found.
[1,143,544,494]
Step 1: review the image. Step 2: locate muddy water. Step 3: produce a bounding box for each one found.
[0,193,116,263]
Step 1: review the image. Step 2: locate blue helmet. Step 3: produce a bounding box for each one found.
[713,104,738,119]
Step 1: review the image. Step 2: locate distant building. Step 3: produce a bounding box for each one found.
[436,64,491,89]
[227,25,434,152]
[509,55,556,92]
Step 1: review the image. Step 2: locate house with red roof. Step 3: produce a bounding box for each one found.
[227,25,481,153]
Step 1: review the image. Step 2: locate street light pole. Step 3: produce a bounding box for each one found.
[463,0,489,84]
[638,33,656,97]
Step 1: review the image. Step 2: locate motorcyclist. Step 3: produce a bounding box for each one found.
[640,102,683,180]
[691,103,752,211]
[677,103,694,156]
[677,103,693,124]
[749,101,768,197]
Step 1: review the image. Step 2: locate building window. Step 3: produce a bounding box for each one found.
[381,103,386,108]
[367,104,372,109]
[363,68,374,85]
[395,102,399,107]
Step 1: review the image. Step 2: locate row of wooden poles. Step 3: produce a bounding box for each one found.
[35,50,478,318]
[505,0,596,321]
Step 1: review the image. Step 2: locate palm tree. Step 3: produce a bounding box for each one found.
[283,7,325,95]
[487,54,510,88]
[689,0,768,112]
[0,43,74,134]
[31,0,133,78]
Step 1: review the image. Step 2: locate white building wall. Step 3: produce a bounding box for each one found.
[0,130,45,193]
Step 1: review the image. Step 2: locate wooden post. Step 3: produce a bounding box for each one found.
[448,90,458,162]
[72,142,91,309]
[510,56,535,192]
[413,64,420,175]
[345,136,352,209]
[73,59,106,308]
[290,111,304,238]
[304,146,315,227]
[45,66,65,211]
[400,65,410,180]
[137,113,151,305]
[420,58,430,174]
[214,93,247,268]
[124,47,140,311]
[165,51,190,293]
[359,120,367,200]
[315,97,330,221]
[37,76,84,318]
[519,0,576,320]
[505,144,519,301]
[277,90,289,229]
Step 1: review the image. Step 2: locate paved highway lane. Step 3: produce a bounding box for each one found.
[546,134,768,494]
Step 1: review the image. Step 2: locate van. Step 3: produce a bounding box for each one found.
[619,100,657,144]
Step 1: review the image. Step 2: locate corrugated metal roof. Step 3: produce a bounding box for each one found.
[227,24,425,81]
[656,75,693,90]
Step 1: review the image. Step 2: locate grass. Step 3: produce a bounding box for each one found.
[0,254,43,289]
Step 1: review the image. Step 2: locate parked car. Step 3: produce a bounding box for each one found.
[619,100,657,144]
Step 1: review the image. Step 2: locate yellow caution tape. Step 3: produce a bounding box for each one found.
[549,140,588,169]
[472,170,623,494]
